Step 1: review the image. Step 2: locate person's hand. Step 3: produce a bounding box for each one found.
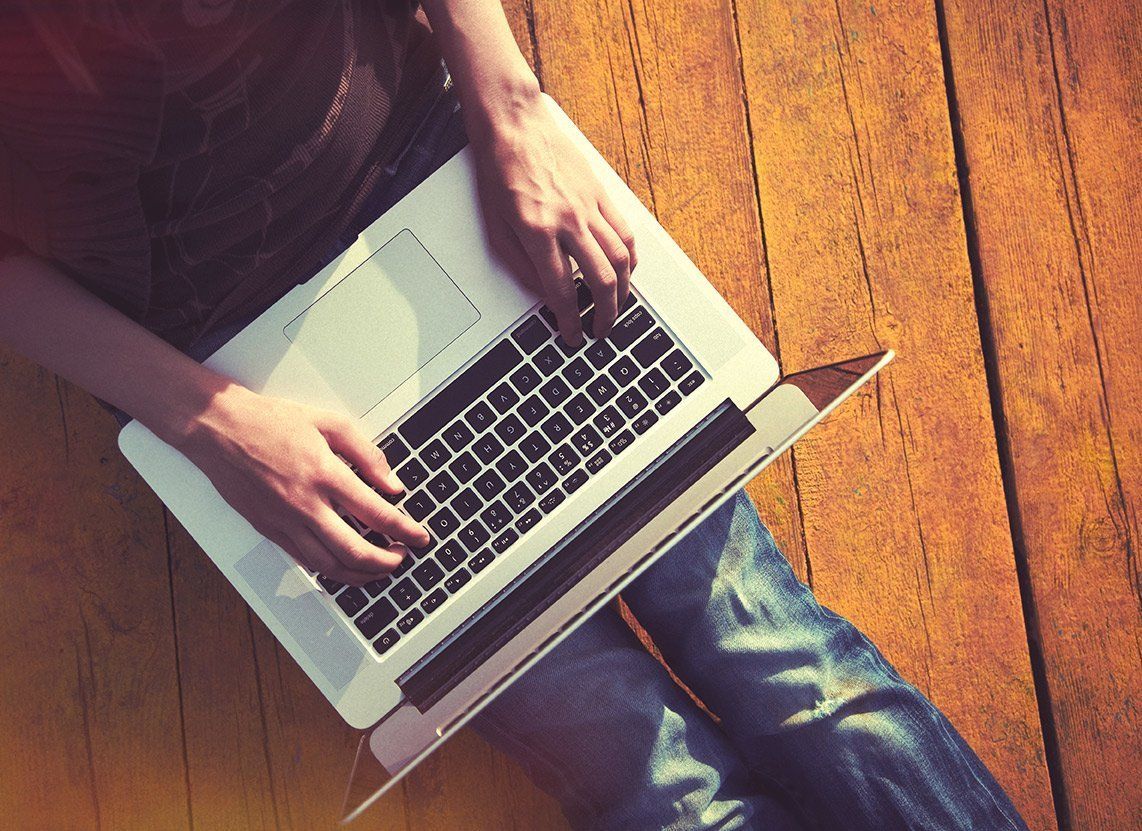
[175,384,429,585]
[469,91,638,345]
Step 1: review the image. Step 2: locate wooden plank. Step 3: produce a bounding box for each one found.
[0,353,192,830]
[939,0,1141,826]
[732,0,1058,827]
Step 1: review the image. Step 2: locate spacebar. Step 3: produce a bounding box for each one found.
[398,339,522,448]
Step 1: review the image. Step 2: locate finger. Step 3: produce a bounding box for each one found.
[561,227,618,340]
[325,463,431,548]
[589,212,631,321]
[293,526,387,586]
[317,412,403,494]
[518,230,581,345]
[310,502,409,576]
[597,194,638,275]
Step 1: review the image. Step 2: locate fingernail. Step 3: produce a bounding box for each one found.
[386,471,405,491]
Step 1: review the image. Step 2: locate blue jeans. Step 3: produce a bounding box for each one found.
[173,68,1028,830]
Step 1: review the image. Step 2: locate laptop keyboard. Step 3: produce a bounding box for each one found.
[312,281,705,657]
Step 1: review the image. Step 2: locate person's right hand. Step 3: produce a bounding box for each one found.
[175,384,430,585]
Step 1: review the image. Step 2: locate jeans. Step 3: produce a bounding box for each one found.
[173,68,1028,830]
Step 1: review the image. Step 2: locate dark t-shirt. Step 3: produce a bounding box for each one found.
[0,0,442,349]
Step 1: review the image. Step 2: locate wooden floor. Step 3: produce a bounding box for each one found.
[1,0,1137,828]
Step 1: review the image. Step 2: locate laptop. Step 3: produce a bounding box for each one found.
[117,94,891,819]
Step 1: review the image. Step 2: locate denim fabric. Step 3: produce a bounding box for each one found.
[121,70,1028,830]
[476,490,1029,830]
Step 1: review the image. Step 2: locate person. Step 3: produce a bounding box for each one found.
[0,2,1028,829]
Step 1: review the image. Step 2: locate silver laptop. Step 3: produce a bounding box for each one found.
[117,94,891,820]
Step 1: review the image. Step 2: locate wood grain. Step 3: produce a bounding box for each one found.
[939,0,1141,826]
[732,0,1058,826]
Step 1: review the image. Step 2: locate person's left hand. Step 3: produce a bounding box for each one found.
[468,92,638,346]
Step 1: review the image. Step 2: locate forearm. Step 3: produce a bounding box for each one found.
[420,0,541,142]
[0,253,236,445]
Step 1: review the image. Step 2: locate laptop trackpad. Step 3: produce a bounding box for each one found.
[284,229,480,416]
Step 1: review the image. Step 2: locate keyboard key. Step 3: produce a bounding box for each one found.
[459,520,491,552]
[572,425,603,455]
[632,410,659,435]
[489,382,520,414]
[633,328,672,367]
[481,501,512,533]
[355,598,398,638]
[566,393,595,425]
[538,487,565,514]
[549,444,580,475]
[519,431,551,463]
[473,433,504,464]
[511,315,550,353]
[363,577,390,597]
[410,535,437,558]
[562,357,593,388]
[397,608,425,634]
[469,549,495,573]
[617,388,648,418]
[396,458,428,489]
[378,435,410,467]
[518,395,549,427]
[680,370,704,395]
[655,390,682,415]
[534,344,565,376]
[421,588,447,615]
[662,349,694,380]
[556,334,586,356]
[609,429,635,455]
[444,568,472,593]
[391,557,414,578]
[374,629,400,654]
[399,339,522,448]
[494,413,526,445]
[585,339,616,369]
[336,587,369,617]
[495,449,527,482]
[608,355,639,387]
[564,468,589,493]
[413,560,445,591]
[540,411,573,443]
[538,305,559,332]
[639,368,670,400]
[465,400,496,433]
[539,376,572,407]
[504,482,536,513]
[492,528,519,554]
[451,487,482,520]
[474,468,507,500]
[422,439,452,471]
[427,470,458,501]
[526,462,557,494]
[443,421,474,451]
[587,375,619,405]
[392,579,422,609]
[404,490,436,522]
[593,407,623,438]
[511,364,543,395]
[449,452,481,484]
[609,305,652,350]
[436,541,467,571]
[427,506,459,539]
[575,278,594,312]
[585,449,612,474]
[516,508,541,533]
[317,575,344,594]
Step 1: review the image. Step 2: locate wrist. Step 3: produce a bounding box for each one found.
[147,367,247,453]
[459,63,542,145]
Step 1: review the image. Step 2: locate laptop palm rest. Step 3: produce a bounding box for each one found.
[398,399,756,712]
